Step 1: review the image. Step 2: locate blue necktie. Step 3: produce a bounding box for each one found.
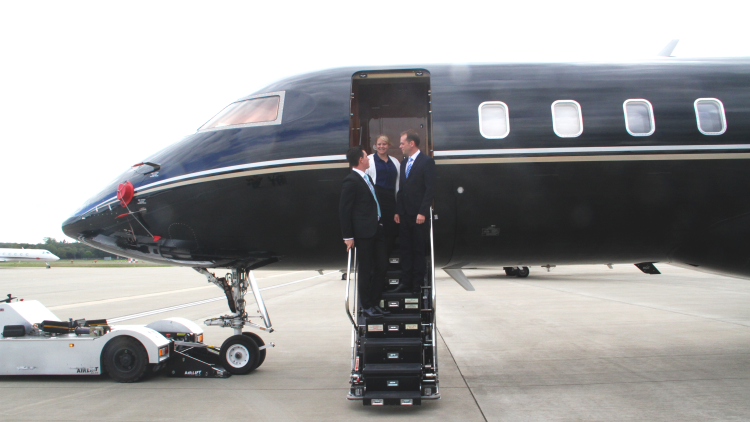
[406,157,414,178]
[364,175,381,219]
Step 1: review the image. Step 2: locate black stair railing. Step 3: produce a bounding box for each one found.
[429,207,438,376]
[344,247,358,330]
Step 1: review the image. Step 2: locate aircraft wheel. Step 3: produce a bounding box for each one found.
[503,267,516,276]
[516,267,530,278]
[242,332,267,369]
[220,335,259,375]
[341,272,347,280]
[103,336,149,383]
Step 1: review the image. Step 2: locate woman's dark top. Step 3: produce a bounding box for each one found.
[373,154,397,190]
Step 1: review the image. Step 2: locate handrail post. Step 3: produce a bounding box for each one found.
[430,207,438,375]
[344,248,357,330]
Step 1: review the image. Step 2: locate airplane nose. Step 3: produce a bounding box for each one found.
[50,254,60,261]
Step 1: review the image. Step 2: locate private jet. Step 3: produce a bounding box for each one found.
[0,248,59,266]
[59,55,750,402]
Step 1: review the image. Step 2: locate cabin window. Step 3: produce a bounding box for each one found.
[551,100,583,137]
[478,102,510,139]
[623,99,655,136]
[694,98,726,135]
[199,91,285,131]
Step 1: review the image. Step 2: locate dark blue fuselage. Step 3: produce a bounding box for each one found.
[63,60,750,279]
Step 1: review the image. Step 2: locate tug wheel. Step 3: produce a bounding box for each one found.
[516,267,530,278]
[220,335,259,375]
[242,332,267,369]
[341,272,347,280]
[503,267,516,276]
[103,336,149,383]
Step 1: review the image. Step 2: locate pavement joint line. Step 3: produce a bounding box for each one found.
[437,327,488,422]
[107,272,338,323]
[501,278,750,328]
[445,351,750,364]
[47,271,304,311]
[468,376,750,389]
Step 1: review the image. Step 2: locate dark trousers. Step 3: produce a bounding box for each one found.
[399,214,429,289]
[355,225,387,309]
[375,185,398,259]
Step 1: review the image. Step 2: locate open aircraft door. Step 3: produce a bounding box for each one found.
[348,69,455,265]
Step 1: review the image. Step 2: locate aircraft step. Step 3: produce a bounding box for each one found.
[362,363,423,393]
[359,314,422,338]
[362,363,422,375]
[346,229,439,406]
[363,337,422,363]
[363,390,421,406]
[379,292,422,314]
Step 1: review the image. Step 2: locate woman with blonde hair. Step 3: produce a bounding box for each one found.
[366,135,400,258]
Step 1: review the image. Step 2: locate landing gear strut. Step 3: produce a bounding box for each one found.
[193,267,275,374]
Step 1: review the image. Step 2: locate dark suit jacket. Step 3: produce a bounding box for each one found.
[339,171,380,239]
[396,152,436,217]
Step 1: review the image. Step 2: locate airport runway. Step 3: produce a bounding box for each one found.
[2,264,750,421]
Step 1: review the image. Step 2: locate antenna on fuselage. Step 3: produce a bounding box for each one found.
[657,39,680,57]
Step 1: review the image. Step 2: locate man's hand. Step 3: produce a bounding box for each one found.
[344,239,354,251]
[394,214,400,224]
[416,214,425,224]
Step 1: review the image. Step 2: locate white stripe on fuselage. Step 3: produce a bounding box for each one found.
[80,144,750,216]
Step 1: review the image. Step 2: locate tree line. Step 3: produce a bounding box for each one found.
[0,238,120,260]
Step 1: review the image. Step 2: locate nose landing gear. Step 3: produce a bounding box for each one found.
[193,267,275,374]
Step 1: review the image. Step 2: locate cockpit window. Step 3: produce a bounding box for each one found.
[199,91,285,131]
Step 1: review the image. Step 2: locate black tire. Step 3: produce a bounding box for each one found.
[220,334,260,375]
[516,267,530,278]
[503,267,516,276]
[103,336,149,383]
[242,332,267,369]
[341,272,347,281]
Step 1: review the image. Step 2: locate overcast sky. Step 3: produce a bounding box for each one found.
[1,0,748,244]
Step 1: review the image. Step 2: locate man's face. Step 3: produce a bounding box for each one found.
[360,150,369,170]
[400,135,413,156]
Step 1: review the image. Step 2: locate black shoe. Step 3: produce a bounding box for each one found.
[362,307,383,318]
[389,284,412,293]
[374,305,390,315]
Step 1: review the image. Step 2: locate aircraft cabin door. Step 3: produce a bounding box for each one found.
[348,70,454,265]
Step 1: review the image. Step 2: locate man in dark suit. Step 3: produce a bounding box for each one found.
[339,146,389,318]
[393,130,435,294]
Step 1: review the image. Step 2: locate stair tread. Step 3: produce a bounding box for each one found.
[362,363,422,374]
[363,337,422,346]
[381,292,420,299]
[364,391,421,399]
[359,314,421,325]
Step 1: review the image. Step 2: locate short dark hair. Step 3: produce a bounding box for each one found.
[400,130,420,147]
[346,146,365,167]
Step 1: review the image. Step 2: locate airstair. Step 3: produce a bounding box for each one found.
[345,209,439,406]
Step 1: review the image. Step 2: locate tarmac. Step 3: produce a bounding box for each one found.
[1,264,750,421]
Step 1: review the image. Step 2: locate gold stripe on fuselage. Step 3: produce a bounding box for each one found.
[435,152,750,165]
[137,162,350,195]
[135,152,750,197]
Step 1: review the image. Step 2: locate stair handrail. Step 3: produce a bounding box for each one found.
[429,207,438,374]
[345,247,358,330]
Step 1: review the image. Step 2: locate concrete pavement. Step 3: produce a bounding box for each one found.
[1,264,749,421]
